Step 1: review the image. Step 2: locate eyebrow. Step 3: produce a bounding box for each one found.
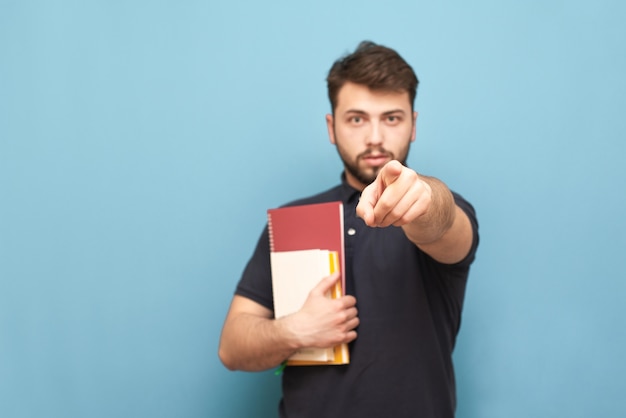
[343,109,407,116]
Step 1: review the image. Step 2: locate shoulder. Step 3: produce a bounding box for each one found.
[451,191,478,237]
[447,190,480,268]
[451,191,477,221]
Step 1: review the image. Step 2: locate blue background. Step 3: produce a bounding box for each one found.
[1,1,625,417]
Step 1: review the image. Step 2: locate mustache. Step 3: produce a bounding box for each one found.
[357,148,394,160]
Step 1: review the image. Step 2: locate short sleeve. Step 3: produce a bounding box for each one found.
[450,192,480,268]
[234,226,275,311]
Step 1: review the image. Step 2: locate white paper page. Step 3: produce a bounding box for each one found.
[270,249,332,361]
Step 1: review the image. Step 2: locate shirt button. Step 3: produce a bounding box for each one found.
[347,228,356,236]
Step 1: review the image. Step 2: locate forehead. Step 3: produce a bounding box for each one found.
[335,82,411,114]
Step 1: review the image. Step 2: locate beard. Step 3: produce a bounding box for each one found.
[334,133,412,187]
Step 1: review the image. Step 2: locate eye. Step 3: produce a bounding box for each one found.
[386,115,401,125]
[350,116,363,124]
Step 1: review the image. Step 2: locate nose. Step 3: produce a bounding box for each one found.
[366,121,383,146]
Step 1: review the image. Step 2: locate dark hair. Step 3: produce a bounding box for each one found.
[326,41,419,113]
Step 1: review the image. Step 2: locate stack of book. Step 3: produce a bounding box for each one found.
[268,201,349,366]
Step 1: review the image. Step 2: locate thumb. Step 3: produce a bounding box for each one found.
[311,271,341,296]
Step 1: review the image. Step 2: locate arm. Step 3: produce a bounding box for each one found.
[218,295,295,371]
[356,160,473,264]
[218,272,359,371]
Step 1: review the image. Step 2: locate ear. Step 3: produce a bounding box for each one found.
[326,114,336,144]
[410,111,418,142]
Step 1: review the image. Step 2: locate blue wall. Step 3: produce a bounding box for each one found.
[1,1,625,417]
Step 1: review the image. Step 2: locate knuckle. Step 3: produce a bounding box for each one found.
[389,208,405,221]
[338,311,348,322]
[406,169,418,181]
[377,198,393,212]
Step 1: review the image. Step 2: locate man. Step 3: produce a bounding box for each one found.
[219,41,479,417]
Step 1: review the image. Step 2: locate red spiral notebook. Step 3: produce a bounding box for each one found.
[267,201,349,365]
[267,201,345,291]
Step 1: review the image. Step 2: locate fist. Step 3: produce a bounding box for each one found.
[356,160,432,227]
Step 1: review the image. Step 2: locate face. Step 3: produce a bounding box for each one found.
[326,82,417,190]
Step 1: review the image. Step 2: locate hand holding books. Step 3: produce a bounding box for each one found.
[279,270,358,361]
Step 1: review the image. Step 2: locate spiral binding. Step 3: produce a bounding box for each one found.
[267,212,275,252]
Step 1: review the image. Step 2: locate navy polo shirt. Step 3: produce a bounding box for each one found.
[235,176,479,418]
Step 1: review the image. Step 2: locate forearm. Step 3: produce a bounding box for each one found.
[219,276,359,371]
[219,312,298,372]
